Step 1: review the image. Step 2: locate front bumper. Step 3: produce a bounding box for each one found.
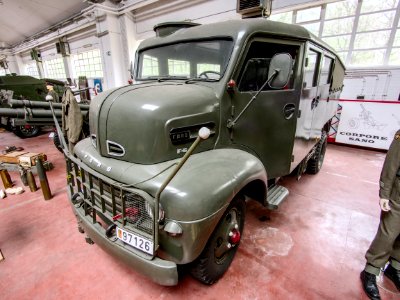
[73,203,178,286]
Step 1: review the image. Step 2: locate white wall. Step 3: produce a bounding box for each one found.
[133,0,239,40]
[341,68,400,101]
[4,0,400,101]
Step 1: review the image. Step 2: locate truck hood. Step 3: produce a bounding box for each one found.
[90,82,219,164]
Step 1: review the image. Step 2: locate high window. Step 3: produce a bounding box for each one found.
[71,49,104,79]
[25,62,39,78]
[269,0,400,67]
[44,57,66,79]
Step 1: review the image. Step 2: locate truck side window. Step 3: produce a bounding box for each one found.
[238,41,298,92]
[303,50,319,88]
[319,56,334,84]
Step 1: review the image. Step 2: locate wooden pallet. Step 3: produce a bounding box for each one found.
[0,151,28,164]
[0,152,46,166]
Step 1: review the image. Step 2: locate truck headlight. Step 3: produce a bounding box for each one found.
[145,201,165,223]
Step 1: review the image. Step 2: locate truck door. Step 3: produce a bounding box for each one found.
[231,39,302,179]
[291,46,321,170]
[310,54,335,139]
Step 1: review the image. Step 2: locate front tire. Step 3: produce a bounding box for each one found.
[190,196,245,285]
[53,131,66,153]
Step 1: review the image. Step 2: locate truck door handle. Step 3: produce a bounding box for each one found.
[311,98,319,110]
[283,103,296,120]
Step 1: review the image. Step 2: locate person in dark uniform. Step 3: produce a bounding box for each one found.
[361,130,400,299]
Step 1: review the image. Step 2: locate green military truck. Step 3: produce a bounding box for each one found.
[58,19,345,286]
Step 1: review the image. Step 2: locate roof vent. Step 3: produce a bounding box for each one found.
[153,22,200,37]
[237,0,272,18]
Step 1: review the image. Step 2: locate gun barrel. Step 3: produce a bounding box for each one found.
[8,99,89,110]
[0,107,63,118]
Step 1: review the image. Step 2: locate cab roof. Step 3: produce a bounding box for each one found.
[139,19,336,56]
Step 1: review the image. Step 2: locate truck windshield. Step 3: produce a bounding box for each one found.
[136,39,233,81]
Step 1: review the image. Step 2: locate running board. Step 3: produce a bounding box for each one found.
[266,185,289,210]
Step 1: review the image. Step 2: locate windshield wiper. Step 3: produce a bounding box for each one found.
[185,78,219,84]
[140,76,188,82]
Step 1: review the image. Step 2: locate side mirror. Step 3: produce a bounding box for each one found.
[268,53,293,89]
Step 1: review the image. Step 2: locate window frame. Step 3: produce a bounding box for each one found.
[303,47,322,89]
[269,0,400,67]
[236,37,302,93]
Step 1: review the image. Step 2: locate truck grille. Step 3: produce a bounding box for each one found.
[66,158,154,239]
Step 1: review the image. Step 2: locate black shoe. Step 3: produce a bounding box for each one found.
[360,271,381,300]
[384,264,400,291]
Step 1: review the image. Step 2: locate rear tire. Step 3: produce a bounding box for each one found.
[190,196,245,285]
[13,125,41,138]
[307,132,327,174]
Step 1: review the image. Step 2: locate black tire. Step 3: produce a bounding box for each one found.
[190,196,246,285]
[13,125,41,138]
[307,132,327,174]
[53,131,65,153]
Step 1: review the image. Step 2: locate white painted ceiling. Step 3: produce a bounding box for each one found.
[0,0,90,47]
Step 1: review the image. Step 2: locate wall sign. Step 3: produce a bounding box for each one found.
[336,100,400,150]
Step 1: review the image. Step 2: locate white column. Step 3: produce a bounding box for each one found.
[37,61,45,78]
[62,56,73,80]
[95,10,127,90]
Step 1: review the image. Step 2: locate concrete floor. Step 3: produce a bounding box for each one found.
[0,128,399,300]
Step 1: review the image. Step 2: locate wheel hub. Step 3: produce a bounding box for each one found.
[229,228,241,244]
[214,210,241,259]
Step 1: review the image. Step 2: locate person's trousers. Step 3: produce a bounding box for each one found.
[365,200,400,275]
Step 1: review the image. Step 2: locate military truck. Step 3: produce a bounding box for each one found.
[0,74,65,137]
[57,19,345,286]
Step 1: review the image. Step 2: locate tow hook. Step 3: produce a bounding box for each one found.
[105,224,117,237]
[71,193,84,206]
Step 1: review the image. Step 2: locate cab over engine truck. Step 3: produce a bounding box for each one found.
[56,19,345,286]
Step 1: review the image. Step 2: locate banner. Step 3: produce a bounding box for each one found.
[336,100,400,150]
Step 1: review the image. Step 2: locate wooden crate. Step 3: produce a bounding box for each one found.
[19,153,47,167]
[0,151,28,164]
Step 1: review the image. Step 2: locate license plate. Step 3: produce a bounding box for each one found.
[116,227,153,255]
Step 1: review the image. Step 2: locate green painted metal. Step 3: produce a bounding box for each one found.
[62,18,345,285]
[0,74,65,102]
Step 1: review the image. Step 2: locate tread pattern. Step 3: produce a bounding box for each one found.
[307,132,327,174]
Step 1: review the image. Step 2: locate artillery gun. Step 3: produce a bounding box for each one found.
[0,74,67,137]
[0,90,89,141]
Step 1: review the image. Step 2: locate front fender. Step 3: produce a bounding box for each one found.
[139,148,267,264]
[138,148,268,222]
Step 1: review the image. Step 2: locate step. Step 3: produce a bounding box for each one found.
[266,185,289,210]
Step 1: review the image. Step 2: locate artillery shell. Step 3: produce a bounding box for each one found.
[27,170,38,192]
[35,157,52,200]
[0,170,13,189]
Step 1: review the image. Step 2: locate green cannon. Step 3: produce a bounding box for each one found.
[0,93,89,138]
[0,74,66,137]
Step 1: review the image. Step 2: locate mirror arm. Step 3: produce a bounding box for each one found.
[227,69,279,129]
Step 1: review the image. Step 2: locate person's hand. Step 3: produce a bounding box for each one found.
[379,198,391,211]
